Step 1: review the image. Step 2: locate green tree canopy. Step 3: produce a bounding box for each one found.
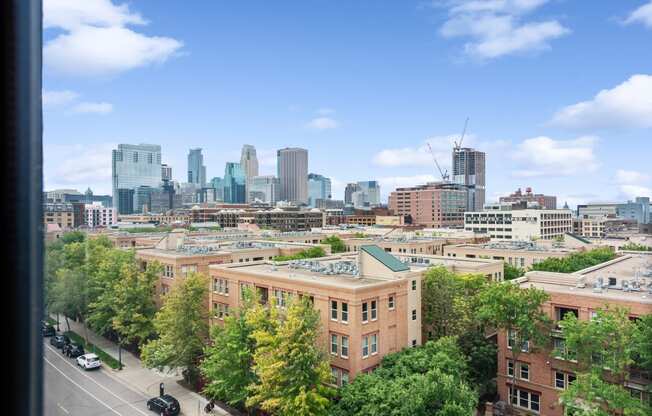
[273,246,326,261]
[323,235,346,253]
[503,262,525,280]
[530,248,616,273]
[141,272,209,384]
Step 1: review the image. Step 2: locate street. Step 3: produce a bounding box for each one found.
[43,342,152,416]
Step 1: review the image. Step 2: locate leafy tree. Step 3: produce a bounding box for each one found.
[620,242,652,252]
[421,266,488,341]
[201,290,257,408]
[503,262,525,280]
[60,230,86,245]
[323,235,346,253]
[273,247,326,261]
[635,314,652,374]
[457,330,497,398]
[247,296,333,416]
[558,307,651,416]
[110,260,160,348]
[530,248,616,273]
[141,272,209,384]
[332,337,478,416]
[476,283,551,400]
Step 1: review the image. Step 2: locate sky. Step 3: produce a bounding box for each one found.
[42,0,652,207]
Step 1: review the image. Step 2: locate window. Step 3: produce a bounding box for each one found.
[213,303,229,320]
[362,336,369,358]
[213,278,229,295]
[341,302,348,323]
[507,360,514,377]
[388,294,395,310]
[330,334,338,355]
[341,370,349,386]
[274,289,289,308]
[555,371,576,389]
[331,300,338,321]
[520,363,530,381]
[163,264,174,278]
[370,334,378,355]
[508,329,529,352]
[411,280,417,291]
[331,367,338,385]
[239,282,253,300]
[362,302,368,323]
[553,337,576,361]
[341,336,349,358]
[412,309,417,321]
[412,339,417,347]
[509,387,540,413]
[370,300,377,321]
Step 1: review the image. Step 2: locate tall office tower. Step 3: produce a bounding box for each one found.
[452,147,485,212]
[210,177,225,202]
[357,181,381,206]
[249,175,280,204]
[307,173,332,207]
[344,183,360,205]
[223,162,246,203]
[161,164,172,182]
[112,144,162,214]
[277,147,308,204]
[240,145,259,202]
[187,148,206,186]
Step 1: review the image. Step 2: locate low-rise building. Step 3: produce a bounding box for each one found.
[464,209,573,241]
[388,182,468,228]
[443,241,579,269]
[84,203,117,228]
[495,254,652,415]
[43,203,75,229]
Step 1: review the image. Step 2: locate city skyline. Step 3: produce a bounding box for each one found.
[43,0,652,207]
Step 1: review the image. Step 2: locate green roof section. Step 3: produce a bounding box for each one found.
[360,245,410,272]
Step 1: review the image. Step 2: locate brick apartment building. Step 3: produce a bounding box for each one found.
[388,182,468,228]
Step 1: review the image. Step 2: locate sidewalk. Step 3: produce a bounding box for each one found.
[52,315,231,416]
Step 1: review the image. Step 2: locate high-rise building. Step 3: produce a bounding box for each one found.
[307,173,332,207]
[344,183,361,205]
[161,164,172,182]
[240,145,259,202]
[356,180,381,207]
[133,185,155,213]
[277,147,308,204]
[452,147,485,212]
[117,188,135,215]
[187,148,206,186]
[577,197,651,224]
[499,187,557,210]
[388,182,468,228]
[223,162,246,203]
[112,144,162,214]
[249,175,280,204]
[210,177,225,202]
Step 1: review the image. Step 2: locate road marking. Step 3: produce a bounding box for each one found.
[44,357,122,416]
[45,344,150,416]
[56,403,69,414]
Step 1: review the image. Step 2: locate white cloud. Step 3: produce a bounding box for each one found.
[550,74,652,129]
[620,185,652,199]
[511,136,599,177]
[373,134,464,168]
[316,108,335,115]
[436,0,569,59]
[615,169,650,185]
[624,1,652,29]
[44,142,115,194]
[44,0,183,76]
[71,101,113,114]
[307,117,339,130]
[42,89,79,106]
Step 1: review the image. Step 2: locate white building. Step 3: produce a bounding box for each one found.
[85,203,117,228]
[464,209,572,241]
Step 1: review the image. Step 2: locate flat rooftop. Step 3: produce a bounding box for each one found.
[519,253,652,304]
[137,240,318,259]
[451,241,576,253]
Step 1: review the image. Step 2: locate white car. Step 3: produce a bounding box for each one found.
[76,353,102,370]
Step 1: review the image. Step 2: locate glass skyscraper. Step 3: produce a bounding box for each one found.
[308,173,332,207]
[223,162,246,203]
[277,147,308,204]
[187,148,206,186]
[112,144,162,214]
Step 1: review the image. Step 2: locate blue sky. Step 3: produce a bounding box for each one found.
[43,0,652,207]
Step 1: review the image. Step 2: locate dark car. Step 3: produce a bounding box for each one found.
[146,394,180,416]
[42,324,55,337]
[49,334,70,349]
[62,342,84,358]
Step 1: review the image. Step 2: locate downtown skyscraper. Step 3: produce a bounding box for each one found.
[452,147,486,212]
[111,144,162,214]
[277,147,308,204]
[187,148,206,186]
[240,144,259,202]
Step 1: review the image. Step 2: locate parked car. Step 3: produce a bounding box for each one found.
[50,334,70,349]
[76,353,101,370]
[63,342,84,358]
[146,394,180,416]
[42,323,55,337]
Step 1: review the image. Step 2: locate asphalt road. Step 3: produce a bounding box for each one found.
[43,341,154,416]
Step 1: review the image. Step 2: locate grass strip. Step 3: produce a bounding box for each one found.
[63,330,122,370]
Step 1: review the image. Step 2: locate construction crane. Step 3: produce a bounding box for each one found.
[426,142,449,182]
[453,117,470,151]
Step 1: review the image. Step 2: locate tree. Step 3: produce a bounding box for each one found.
[635,314,652,374]
[421,266,488,341]
[201,290,257,409]
[332,337,478,416]
[558,307,650,416]
[503,262,525,280]
[141,272,209,384]
[110,260,160,348]
[246,296,333,416]
[323,235,346,253]
[273,247,326,261]
[530,248,616,273]
[476,283,551,403]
